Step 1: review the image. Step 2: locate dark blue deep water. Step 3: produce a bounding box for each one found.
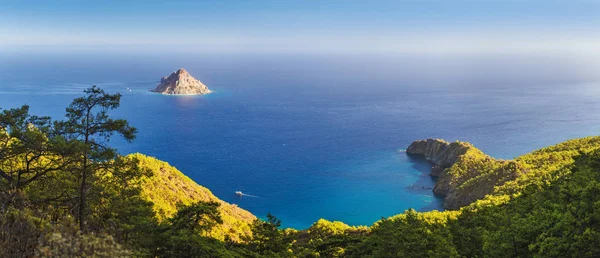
[1,52,600,229]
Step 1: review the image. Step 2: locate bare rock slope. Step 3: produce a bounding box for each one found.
[151,68,212,95]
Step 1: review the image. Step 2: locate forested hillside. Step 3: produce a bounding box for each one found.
[0,87,258,257]
[1,86,598,257]
[130,153,255,242]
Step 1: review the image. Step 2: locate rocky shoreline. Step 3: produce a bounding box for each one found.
[406,139,471,176]
[406,138,524,210]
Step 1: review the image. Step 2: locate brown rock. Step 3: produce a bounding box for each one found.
[406,138,471,167]
[151,68,212,95]
[430,165,444,177]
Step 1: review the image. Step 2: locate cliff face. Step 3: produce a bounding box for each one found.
[407,139,525,210]
[151,68,212,95]
[406,139,472,168]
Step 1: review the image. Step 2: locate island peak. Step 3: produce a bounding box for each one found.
[174,68,188,74]
[151,68,212,95]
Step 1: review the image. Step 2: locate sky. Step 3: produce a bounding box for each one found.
[2,0,600,54]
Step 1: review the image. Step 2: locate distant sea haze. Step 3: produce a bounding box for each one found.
[1,52,599,228]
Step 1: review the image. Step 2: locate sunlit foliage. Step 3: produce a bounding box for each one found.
[1,87,599,257]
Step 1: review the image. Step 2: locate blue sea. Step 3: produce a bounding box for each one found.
[1,51,600,229]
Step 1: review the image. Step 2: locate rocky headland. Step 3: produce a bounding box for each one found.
[407,138,526,210]
[406,139,472,176]
[151,68,212,95]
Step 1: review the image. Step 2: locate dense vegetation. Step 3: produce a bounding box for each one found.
[1,86,599,257]
[129,153,255,242]
[437,137,600,211]
[0,87,256,257]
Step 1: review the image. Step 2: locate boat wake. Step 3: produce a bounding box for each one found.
[235,191,259,198]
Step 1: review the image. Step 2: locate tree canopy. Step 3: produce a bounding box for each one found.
[1,86,599,257]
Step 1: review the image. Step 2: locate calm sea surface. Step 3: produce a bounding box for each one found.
[1,52,600,228]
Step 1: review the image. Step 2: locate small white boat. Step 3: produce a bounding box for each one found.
[235,191,243,196]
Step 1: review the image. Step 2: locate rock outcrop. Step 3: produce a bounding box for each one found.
[406,139,472,168]
[406,138,526,210]
[151,68,212,95]
[442,159,524,209]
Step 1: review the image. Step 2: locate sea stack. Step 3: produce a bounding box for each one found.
[151,68,212,95]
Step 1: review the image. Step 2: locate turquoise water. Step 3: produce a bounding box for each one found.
[1,52,600,228]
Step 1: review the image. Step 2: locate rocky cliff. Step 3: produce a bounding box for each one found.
[406,139,526,210]
[406,139,473,169]
[151,68,212,95]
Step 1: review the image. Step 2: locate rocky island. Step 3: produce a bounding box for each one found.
[151,68,212,95]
